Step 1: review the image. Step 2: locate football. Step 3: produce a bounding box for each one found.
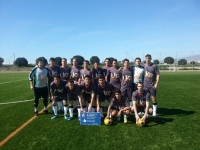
[104,118,112,126]
[136,118,145,127]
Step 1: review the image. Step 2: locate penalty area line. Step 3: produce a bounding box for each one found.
[0,99,34,105]
[0,104,51,147]
[0,79,27,85]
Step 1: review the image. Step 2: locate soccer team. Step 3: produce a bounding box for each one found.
[29,54,160,125]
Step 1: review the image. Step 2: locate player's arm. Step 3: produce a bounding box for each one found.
[29,68,36,90]
[118,106,130,116]
[133,101,139,121]
[105,69,110,82]
[154,65,160,89]
[78,78,81,85]
[77,95,83,111]
[142,101,149,121]
[88,93,95,112]
[106,105,111,119]
[96,95,100,112]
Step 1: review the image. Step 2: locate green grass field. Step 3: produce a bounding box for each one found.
[0,72,200,150]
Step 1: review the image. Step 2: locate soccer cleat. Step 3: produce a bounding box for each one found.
[67,117,73,121]
[51,115,58,120]
[34,111,38,116]
[44,110,48,114]
[64,115,68,120]
[124,117,127,123]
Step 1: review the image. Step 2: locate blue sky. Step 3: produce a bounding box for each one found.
[0,0,200,64]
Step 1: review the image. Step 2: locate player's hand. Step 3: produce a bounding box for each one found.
[117,110,122,117]
[80,108,84,112]
[135,114,139,122]
[96,106,100,112]
[105,115,110,119]
[30,85,33,90]
[51,96,54,100]
[142,115,146,121]
[154,84,158,89]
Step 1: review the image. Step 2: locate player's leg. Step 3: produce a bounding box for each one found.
[51,96,59,119]
[111,110,118,118]
[33,87,40,116]
[67,94,74,120]
[48,82,54,113]
[150,87,157,118]
[91,98,96,112]
[123,109,130,123]
[42,86,49,113]
[99,96,105,118]
[127,88,133,108]
[82,95,87,112]
[63,99,68,120]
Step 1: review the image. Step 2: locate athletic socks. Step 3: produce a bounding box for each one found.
[44,106,47,110]
[69,106,73,118]
[53,105,58,116]
[34,107,38,112]
[77,106,81,118]
[153,102,157,116]
[64,106,68,116]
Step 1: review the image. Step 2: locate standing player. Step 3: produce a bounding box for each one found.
[50,75,68,119]
[29,58,50,116]
[96,77,115,118]
[132,82,152,124]
[70,58,82,84]
[106,59,121,90]
[120,59,133,107]
[65,79,83,120]
[102,58,110,81]
[92,61,104,86]
[132,57,144,91]
[80,75,96,112]
[59,58,71,81]
[78,60,93,85]
[105,89,130,123]
[144,54,160,119]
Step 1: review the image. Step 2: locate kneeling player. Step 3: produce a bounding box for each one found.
[106,89,130,123]
[132,82,152,125]
[80,75,96,112]
[65,79,83,120]
[50,75,68,119]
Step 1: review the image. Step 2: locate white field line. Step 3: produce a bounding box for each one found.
[0,79,27,85]
[0,99,34,105]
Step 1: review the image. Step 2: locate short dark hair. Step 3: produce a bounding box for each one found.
[37,58,44,64]
[49,57,55,61]
[105,58,110,62]
[115,88,121,94]
[93,61,99,65]
[67,79,74,84]
[84,60,90,65]
[112,59,118,63]
[145,54,151,59]
[84,75,91,79]
[137,82,143,86]
[54,75,60,79]
[135,57,141,62]
[62,58,67,61]
[123,58,129,63]
[98,76,105,80]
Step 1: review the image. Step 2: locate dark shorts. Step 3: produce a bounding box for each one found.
[34,86,48,100]
[144,85,156,96]
[98,95,111,102]
[121,89,132,100]
[68,93,78,101]
[53,95,67,102]
[83,93,91,103]
[137,106,145,113]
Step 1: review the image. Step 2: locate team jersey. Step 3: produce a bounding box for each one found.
[79,68,93,83]
[50,80,67,96]
[47,65,60,83]
[92,68,104,86]
[70,66,82,82]
[59,66,71,81]
[106,66,121,89]
[120,67,133,90]
[109,96,129,110]
[29,67,50,88]
[102,65,110,81]
[80,82,96,95]
[132,90,150,107]
[96,82,115,98]
[144,63,160,86]
[132,65,144,84]
[65,84,81,96]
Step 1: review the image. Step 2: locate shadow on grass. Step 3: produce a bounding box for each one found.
[157,108,195,116]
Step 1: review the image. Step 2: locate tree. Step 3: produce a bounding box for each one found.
[90,56,100,64]
[36,57,48,65]
[164,57,174,64]
[71,55,85,65]
[55,57,62,66]
[178,59,187,65]
[0,57,4,66]
[143,60,146,64]
[153,59,159,64]
[190,61,195,65]
[14,57,28,67]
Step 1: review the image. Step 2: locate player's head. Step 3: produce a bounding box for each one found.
[94,61,99,69]
[145,54,152,64]
[72,58,78,66]
[61,58,67,66]
[98,76,105,86]
[49,57,56,66]
[105,58,110,66]
[137,82,143,92]
[67,79,74,90]
[37,58,44,68]
[123,58,129,68]
[54,75,60,85]
[84,75,91,84]
[83,60,90,68]
[135,57,141,66]
[115,88,121,100]
[112,59,118,67]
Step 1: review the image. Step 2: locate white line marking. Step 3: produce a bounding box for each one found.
[0,79,27,85]
[0,99,33,105]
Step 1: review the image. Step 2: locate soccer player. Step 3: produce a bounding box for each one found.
[78,60,93,85]
[106,59,121,90]
[80,75,96,112]
[132,57,144,91]
[50,75,68,119]
[120,59,133,107]
[59,58,71,81]
[96,77,115,118]
[29,58,50,116]
[144,54,160,119]
[65,79,83,120]
[132,82,152,124]
[92,61,104,86]
[105,89,130,123]
[102,58,110,81]
[70,58,82,84]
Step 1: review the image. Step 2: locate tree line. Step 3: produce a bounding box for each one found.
[0,56,197,67]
